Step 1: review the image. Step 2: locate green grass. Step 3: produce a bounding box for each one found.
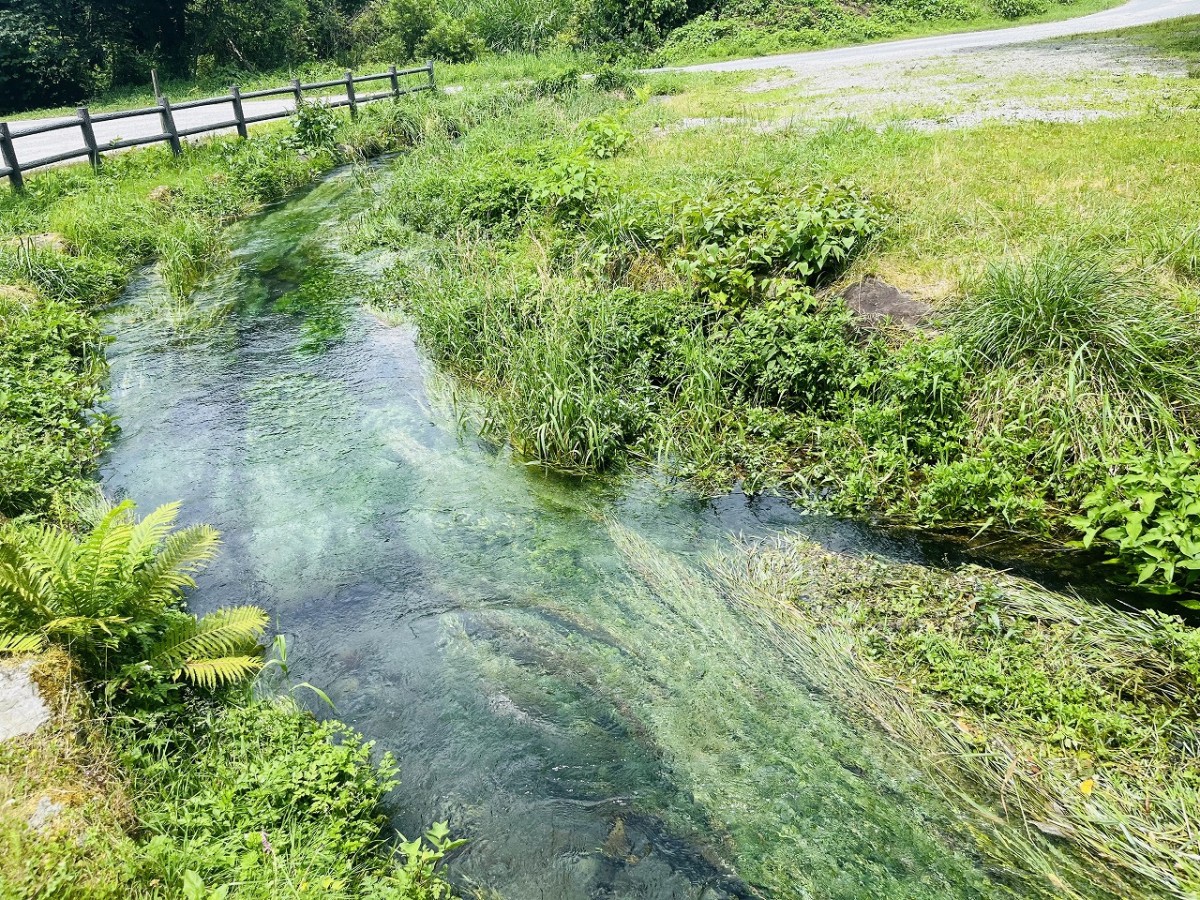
[952,249,1200,464]
[349,46,1200,540]
[1107,13,1200,66]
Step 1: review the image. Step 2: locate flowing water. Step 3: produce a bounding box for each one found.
[102,169,1022,899]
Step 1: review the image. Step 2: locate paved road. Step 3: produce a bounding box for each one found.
[7,96,299,174]
[675,0,1200,72]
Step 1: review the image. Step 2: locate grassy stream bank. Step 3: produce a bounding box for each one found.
[0,90,523,899]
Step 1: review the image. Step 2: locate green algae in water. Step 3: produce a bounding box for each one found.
[102,167,1013,899]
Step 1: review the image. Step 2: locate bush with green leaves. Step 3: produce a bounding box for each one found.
[989,0,1046,18]
[291,98,343,155]
[120,697,462,899]
[671,181,879,310]
[0,501,267,705]
[1072,444,1200,595]
[712,295,864,414]
[417,18,485,61]
[0,284,111,519]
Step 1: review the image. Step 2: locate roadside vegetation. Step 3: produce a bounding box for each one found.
[6,0,1127,117]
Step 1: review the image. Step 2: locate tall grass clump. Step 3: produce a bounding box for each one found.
[1150,224,1200,282]
[952,249,1200,467]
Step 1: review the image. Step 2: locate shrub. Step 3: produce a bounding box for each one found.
[713,295,863,414]
[445,0,574,52]
[1073,444,1200,595]
[417,18,485,62]
[671,181,879,309]
[358,0,440,60]
[290,98,342,155]
[580,114,633,158]
[989,0,1047,17]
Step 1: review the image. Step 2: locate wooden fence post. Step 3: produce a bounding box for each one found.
[292,78,303,108]
[0,122,23,191]
[389,65,400,99]
[77,107,100,170]
[427,60,436,92]
[345,70,357,118]
[158,96,182,155]
[230,85,248,138]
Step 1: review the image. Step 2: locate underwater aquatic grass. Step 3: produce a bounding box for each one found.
[718,535,1200,898]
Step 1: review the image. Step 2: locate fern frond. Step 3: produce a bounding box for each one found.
[177,655,264,690]
[136,525,222,606]
[126,502,181,564]
[42,615,129,639]
[151,605,268,669]
[75,505,136,612]
[0,541,57,621]
[0,632,44,655]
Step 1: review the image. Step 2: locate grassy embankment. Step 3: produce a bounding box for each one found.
[336,23,1200,895]
[0,81,540,899]
[356,25,1200,587]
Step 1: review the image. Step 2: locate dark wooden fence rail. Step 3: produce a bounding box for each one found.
[0,62,435,191]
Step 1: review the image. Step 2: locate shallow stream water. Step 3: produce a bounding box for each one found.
[102,169,1024,899]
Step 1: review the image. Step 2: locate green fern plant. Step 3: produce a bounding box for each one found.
[149,606,268,690]
[0,632,44,655]
[0,501,267,701]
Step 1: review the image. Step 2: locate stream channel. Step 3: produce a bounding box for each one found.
[102,167,1050,899]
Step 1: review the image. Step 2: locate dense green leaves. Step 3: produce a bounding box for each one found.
[1073,445,1200,595]
[0,284,110,518]
[0,501,267,703]
[120,698,463,898]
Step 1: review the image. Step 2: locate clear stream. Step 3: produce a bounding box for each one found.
[102,169,1021,899]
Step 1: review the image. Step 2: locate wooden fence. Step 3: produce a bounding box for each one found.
[0,62,436,191]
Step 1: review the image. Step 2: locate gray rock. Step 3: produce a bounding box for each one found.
[27,796,64,832]
[0,659,51,742]
[843,276,932,329]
